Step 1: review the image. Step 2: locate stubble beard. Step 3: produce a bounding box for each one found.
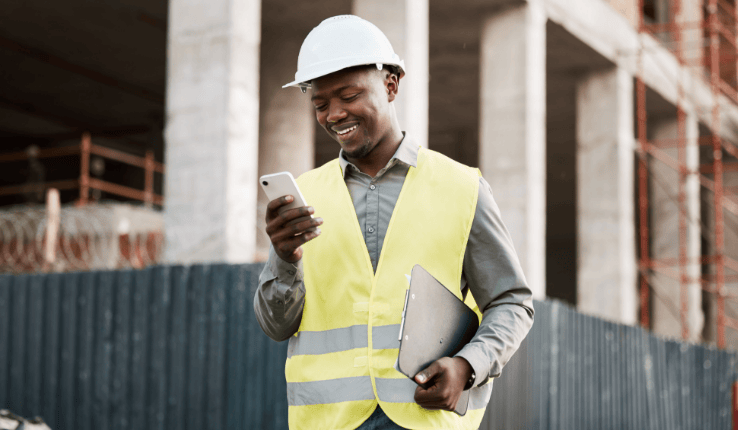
[342,129,375,160]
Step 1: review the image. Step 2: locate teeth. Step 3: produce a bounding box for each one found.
[336,125,358,135]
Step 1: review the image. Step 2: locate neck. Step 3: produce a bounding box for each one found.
[346,127,404,178]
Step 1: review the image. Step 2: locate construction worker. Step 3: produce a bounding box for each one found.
[254,15,534,430]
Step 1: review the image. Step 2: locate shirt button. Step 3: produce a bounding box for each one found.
[368,227,375,233]
[370,184,376,190]
[276,299,283,305]
[288,269,295,275]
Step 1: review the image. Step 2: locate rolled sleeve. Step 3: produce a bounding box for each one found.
[253,244,305,341]
[454,177,535,388]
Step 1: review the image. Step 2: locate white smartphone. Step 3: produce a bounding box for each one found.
[259,171,317,232]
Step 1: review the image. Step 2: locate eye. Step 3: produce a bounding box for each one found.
[341,94,359,101]
[314,104,327,112]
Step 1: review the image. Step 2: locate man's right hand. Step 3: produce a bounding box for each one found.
[265,195,323,263]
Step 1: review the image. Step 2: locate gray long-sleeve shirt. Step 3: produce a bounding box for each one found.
[254,133,534,388]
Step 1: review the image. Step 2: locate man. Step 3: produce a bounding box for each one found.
[254,15,533,430]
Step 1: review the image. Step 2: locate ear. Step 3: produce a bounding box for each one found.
[385,72,400,102]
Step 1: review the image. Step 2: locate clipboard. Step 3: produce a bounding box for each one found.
[394,264,479,416]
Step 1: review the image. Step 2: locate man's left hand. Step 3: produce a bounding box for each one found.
[413,357,473,411]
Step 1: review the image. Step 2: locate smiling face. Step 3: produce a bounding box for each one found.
[310,66,399,160]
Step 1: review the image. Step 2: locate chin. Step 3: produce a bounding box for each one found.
[344,141,374,159]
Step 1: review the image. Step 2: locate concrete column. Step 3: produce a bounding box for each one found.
[724,171,738,348]
[703,169,738,347]
[255,25,316,261]
[352,0,429,147]
[674,0,703,68]
[479,4,547,299]
[164,0,261,263]
[576,67,638,324]
[649,115,703,341]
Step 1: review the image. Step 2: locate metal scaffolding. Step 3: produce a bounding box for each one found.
[637,0,738,348]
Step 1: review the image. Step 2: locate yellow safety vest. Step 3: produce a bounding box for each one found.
[290,146,492,430]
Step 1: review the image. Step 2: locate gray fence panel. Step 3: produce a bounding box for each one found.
[0,273,10,410]
[1,266,737,430]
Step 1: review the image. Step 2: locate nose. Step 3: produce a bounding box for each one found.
[326,102,347,123]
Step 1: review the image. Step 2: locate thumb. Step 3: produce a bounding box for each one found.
[415,361,442,385]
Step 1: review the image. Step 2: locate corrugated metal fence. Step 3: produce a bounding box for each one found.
[0,264,736,430]
[482,299,737,430]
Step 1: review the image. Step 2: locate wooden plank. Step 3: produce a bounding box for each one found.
[207,264,228,428]
[76,271,97,430]
[165,265,188,430]
[25,274,44,415]
[42,273,62,429]
[92,271,114,429]
[88,177,163,205]
[90,144,147,170]
[147,266,170,430]
[112,269,133,430]
[88,144,164,173]
[59,272,79,430]
[129,267,152,430]
[9,275,28,413]
[186,265,208,430]
[0,274,11,408]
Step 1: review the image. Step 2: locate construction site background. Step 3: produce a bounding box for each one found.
[1,0,738,363]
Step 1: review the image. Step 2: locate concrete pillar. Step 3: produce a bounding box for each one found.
[576,67,637,324]
[703,169,738,347]
[674,0,703,68]
[479,4,547,299]
[255,23,316,261]
[164,0,261,263]
[352,0,429,147]
[724,171,738,348]
[649,115,703,341]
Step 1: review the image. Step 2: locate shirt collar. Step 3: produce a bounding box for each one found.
[338,132,419,178]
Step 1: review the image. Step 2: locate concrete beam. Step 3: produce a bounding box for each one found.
[164,0,261,263]
[352,0,429,147]
[479,3,547,299]
[576,67,638,324]
[543,0,738,145]
[0,35,164,105]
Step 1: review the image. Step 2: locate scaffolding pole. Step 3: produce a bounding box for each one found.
[637,0,737,348]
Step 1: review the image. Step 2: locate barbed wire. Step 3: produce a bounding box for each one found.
[0,202,164,274]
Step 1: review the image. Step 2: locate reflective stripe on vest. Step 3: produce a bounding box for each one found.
[290,146,487,430]
[287,324,401,359]
[287,376,375,406]
[286,376,493,409]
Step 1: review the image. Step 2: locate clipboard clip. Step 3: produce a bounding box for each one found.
[398,287,410,341]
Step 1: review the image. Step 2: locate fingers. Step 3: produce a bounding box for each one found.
[265,195,324,263]
[266,195,294,216]
[415,360,442,386]
[413,358,460,412]
[274,227,322,261]
[266,205,315,235]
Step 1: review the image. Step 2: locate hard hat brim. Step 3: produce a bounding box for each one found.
[282,60,406,89]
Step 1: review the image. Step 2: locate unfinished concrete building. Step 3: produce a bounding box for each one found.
[2,0,738,348]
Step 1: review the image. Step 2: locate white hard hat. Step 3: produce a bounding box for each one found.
[283,15,406,91]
